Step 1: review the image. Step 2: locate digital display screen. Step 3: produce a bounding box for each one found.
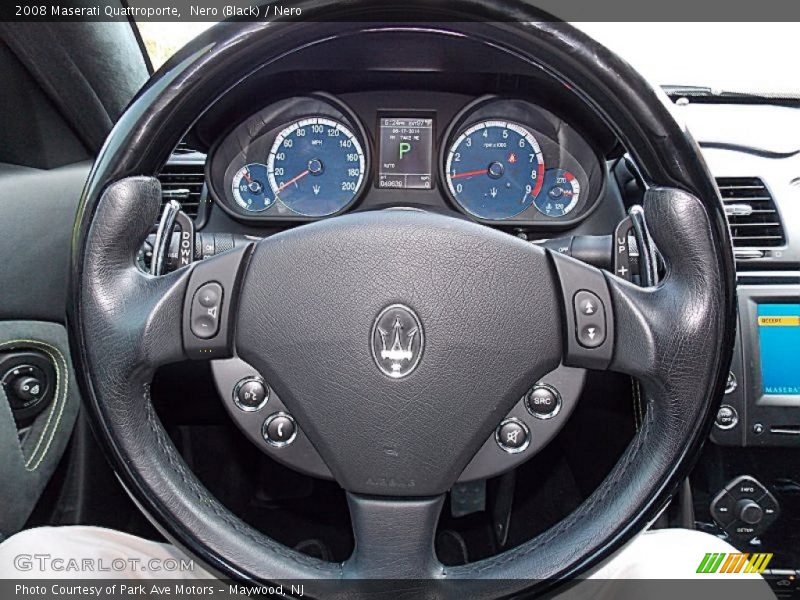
[758,303,800,396]
[378,117,434,189]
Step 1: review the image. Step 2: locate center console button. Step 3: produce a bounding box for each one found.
[737,499,764,525]
[715,405,738,430]
[233,377,269,411]
[710,490,736,526]
[263,412,297,447]
[728,475,762,501]
[760,493,780,524]
[524,384,562,419]
[495,418,530,454]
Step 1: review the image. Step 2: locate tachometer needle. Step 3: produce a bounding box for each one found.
[450,168,488,180]
[277,169,310,192]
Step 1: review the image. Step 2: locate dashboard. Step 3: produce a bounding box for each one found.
[206,91,604,228]
[169,34,625,489]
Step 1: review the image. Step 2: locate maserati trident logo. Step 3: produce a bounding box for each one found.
[371,304,424,379]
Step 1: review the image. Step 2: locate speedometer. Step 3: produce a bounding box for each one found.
[445,120,544,220]
[267,117,365,217]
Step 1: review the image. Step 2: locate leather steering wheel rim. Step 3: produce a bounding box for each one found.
[70,2,736,596]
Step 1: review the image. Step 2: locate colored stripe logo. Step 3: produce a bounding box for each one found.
[697,553,773,574]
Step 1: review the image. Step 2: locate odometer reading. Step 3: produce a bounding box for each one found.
[445,120,544,221]
[268,117,365,217]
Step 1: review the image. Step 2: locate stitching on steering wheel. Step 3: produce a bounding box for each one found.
[143,390,344,575]
[458,402,655,575]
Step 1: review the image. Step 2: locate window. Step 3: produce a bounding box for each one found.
[135,22,215,70]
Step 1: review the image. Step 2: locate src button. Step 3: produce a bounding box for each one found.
[574,290,606,348]
[524,384,562,420]
[190,282,223,339]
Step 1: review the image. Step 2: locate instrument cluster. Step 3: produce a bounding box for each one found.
[207,93,604,227]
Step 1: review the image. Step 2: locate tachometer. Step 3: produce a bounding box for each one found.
[267,117,365,217]
[534,168,581,217]
[231,163,274,212]
[445,120,544,220]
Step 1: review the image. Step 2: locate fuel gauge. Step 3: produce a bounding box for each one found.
[534,168,580,218]
[232,163,274,212]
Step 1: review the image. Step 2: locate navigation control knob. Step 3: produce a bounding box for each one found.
[738,499,764,525]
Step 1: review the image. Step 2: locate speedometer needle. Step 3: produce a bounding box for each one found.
[277,169,310,192]
[450,168,488,180]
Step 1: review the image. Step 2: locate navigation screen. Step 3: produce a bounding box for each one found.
[378,117,434,189]
[758,303,800,395]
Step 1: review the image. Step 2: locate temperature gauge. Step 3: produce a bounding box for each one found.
[534,169,580,218]
[232,163,274,212]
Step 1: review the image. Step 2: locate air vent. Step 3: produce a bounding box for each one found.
[156,163,206,222]
[716,177,785,248]
[172,140,198,155]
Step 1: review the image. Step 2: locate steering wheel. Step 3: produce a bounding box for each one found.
[71,2,735,596]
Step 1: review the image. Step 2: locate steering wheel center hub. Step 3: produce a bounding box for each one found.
[233,210,563,495]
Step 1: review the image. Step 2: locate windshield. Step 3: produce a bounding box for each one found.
[135,21,800,95]
[577,23,800,96]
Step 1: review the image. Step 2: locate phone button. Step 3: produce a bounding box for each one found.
[263,412,297,447]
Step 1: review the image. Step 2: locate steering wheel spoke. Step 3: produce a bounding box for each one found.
[81,177,191,378]
[550,250,617,371]
[181,243,252,360]
[344,493,445,579]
